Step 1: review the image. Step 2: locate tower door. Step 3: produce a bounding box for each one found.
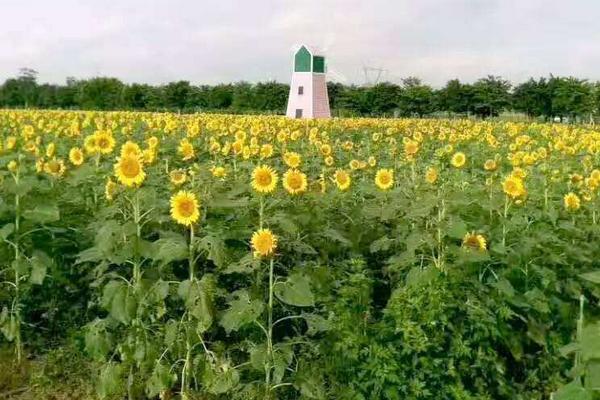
[295,109,303,118]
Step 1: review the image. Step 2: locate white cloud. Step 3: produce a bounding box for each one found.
[1,0,599,86]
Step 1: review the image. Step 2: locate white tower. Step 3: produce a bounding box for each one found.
[286,45,331,119]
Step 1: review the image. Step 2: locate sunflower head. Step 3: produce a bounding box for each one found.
[484,159,497,171]
[170,190,200,226]
[564,192,581,212]
[283,152,301,168]
[334,169,351,191]
[44,158,66,177]
[69,147,84,166]
[251,229,277,258]
[502,175,526,199]
[375,168,394,190]
[283,169,308,195]
[114,153,146,187]
[120,141,142,158]
[251,165,278,194]
[169,169,187,186]
[94,131,116,155]
[462,232,487,251]
[105,179,118,201]
[451,152,466,168]
[425,167,438,184]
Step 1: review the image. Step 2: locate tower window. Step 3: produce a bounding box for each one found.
[298,86,304,95]
[295,109,303,118]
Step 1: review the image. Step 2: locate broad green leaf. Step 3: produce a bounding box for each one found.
[102,281,135,324]
[203,364,239,394]
[274,273,315,307]
[447,218,467,239]
[303,313,331,336]
[553,379,591,400]
[580,271,600,284]
[0,223,14,239]
[85,320,112,361]
[29,250,51,285]
[23,203,60,223]
[98,362,124,399]
[153,235,187,265]
[219,290,264,334]
[145,363,176,398]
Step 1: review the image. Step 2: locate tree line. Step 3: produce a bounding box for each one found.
[2,68,600,120]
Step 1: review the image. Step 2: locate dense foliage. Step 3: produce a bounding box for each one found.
[2,69,600,119]
[1,110,600,399]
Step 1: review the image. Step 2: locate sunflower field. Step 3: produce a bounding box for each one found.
[1,109,600,399]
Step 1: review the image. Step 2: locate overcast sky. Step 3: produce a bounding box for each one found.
[1,0,599,87]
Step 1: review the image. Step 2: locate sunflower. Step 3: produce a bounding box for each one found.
[46,142,56,158]
[211,166,227,178]
[120,141,142,157]
[178,139,195,161]
[484,159,497,171]
[283,152,301,168]
[69,147,84,166]
[404,140,419,157]
[283,169,308,195]
[169,169,187,186]
[375,168,394,190]
[564,192,581,212]
[462,232,487,251]
[320,144,332,156]
[349,159,360,170]
[334,169,351,191]
[94,131,116,155]
[425,167,438,184]
[324,156,334,167]
[368,156,377,167]
[251,229,277,258]
[44,158,66,177]
[251,165,278,194]
[170,191,200,226]
[147,136,159,149]
[114,153,146,187]
[451,152,466,168]
[105,179,118,201]
[502,175,526,199]
[7,160,18,172]
[84,135,98,154]
[260,144,274,159]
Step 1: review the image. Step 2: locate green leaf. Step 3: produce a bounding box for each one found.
[23,203,60,224]
[85,320,112,361]
[145,363,176,398]
[322,228,352,247]
[580,271,600,284]
[153,235,187,265]
[405,266,439,288]
[178,276,215,332]
[219,290,264,334]
[581,322,600,361]
[553,379,591,400]
[586,360,600,390]
[98,362,124,399]
[0,223,14,239]
[447,218,467,239]
[203,364,239,394]
[29,250,51,285]
[370,236,392,253]
[274,273,315,307]
[102,281,135,324]
[303,313,331,336]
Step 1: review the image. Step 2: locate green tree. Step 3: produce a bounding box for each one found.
[471,75,511,118]
[76,77,125,110]
[397,77,435,117]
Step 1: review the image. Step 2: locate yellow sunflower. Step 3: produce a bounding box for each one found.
[502,175,526,199]
[484,159,497,171]
[114,154,146,187]
[105,179,118,201]
[375,168,394,190]
[84,135,98,154]
[425,167,438,184]
[69,147,84,166]
[94,131,116,155]
[334,169,351,191]
[451,152,466,168]
[211,166,227,178]
[170,191,200,226]
[120,141,142,157]
[169,169,187,186]
[283,169,308,195]
[44,158,66,177]
[251,229,277,258]
[283,152,301,168]
[564,192,581,212]
[251,165,278,194]
[462,232,487,251]
[178,139,195,161]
